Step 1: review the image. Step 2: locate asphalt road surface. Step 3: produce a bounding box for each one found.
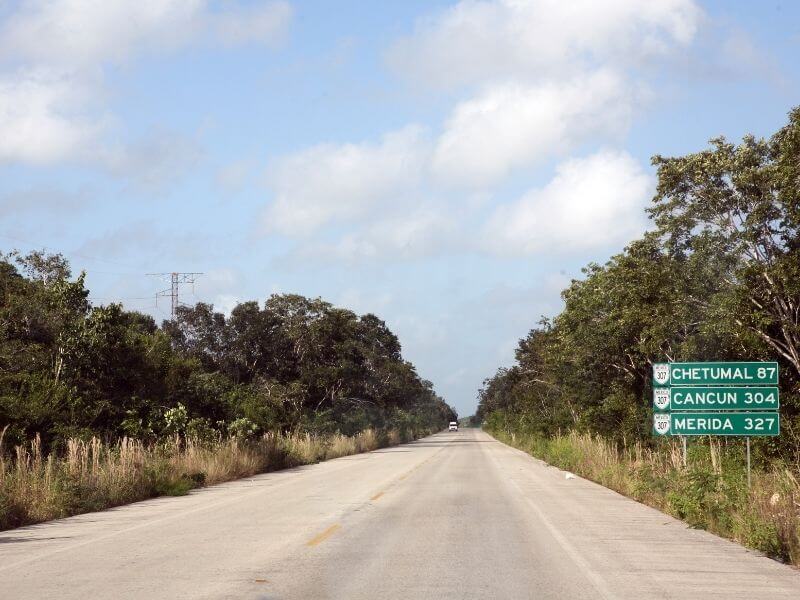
[1,428,798,599]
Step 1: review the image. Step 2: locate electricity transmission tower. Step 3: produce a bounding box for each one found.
[147,272,203,318]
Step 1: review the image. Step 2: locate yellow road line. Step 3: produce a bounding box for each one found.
[370,491,385,501]
[306,524,341,547]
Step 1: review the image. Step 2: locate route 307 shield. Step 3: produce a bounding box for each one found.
[653,387,671,411]
[653,413,671,436]
[653,363,670,386]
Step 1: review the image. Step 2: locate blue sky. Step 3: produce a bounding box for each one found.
[1,1,799,416]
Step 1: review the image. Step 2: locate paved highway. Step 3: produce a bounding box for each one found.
[1,428,798,599]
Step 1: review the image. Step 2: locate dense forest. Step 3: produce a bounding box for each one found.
[0,252,455,450]
[477,108,800,463]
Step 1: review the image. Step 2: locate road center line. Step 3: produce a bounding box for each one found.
[306,524,341,547]
[396,443,448,481]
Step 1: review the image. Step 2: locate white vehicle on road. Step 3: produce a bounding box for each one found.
[448,421,458,431]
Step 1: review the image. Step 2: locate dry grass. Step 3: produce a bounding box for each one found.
[494,429,800,566]
[0,426,419,531]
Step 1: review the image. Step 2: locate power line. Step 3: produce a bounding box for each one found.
[1,234,208,313]
[147,272,203,318]
[88,296,155,301]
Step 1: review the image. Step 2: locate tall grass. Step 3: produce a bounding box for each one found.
[490,428,800,566]
[0,426,420,531]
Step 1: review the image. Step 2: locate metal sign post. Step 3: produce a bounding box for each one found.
[681,436,687,468]
[746,437,751,490]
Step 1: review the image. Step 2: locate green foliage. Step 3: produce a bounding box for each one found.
[0,252,456,451]
[227,417,257,439]
[163,404,189,436]
[477,108,800,463]
[185,418,216,442]
[153,474,199,497]
[0,427,425,532]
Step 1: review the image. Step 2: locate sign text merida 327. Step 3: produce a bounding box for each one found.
[652,362,778,386]
[652,412,780,436]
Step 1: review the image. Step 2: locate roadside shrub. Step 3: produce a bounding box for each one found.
[0,427,422,531]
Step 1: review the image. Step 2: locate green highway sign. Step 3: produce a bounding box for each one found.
[653,412,780,436]
[653,362,778,386]
[652,386,779,412]
[651,361,781,439]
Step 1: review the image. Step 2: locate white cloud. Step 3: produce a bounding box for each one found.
[433,71,635,187]
[213,294,241,317]
[484,151,652,255]
[0,70,201,175]
[263,126,430,236]
[212,2,292,46]
[0,1,292,67]
[388,0,701,89]
[0,1,201,67]
[258,0,706,265]
[215,159,256,191]
[102,128,204,188]
[287,208,457,263]
[77,220,217,263]
[337,289,393,315]
[718,29,786,87]
[0,1,292,165]
[201,268,240,290]
[0,69,104,164]
[364,209,456,258]
[192,269,244,315]
[0,184,91,217]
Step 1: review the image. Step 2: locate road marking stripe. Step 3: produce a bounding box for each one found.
[370,491,384,501]
[395,445,447,482]
[488,446,617,600]
[306,524,341,547]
